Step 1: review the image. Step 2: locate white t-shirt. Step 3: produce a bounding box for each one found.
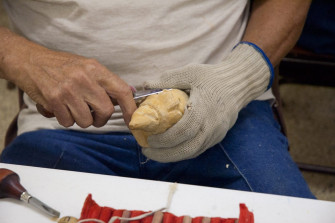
[3,0,273,135]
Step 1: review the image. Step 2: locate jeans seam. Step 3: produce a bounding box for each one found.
[218,142,254,192]
[53,149,65,168]
[136,144,147,178]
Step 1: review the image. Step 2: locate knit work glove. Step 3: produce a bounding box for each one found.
[143,42,274,162]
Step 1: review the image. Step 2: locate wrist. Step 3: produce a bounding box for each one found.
[0,27,38,84]
[212,42,273,111]
[0,27,13,79]
[238,41,274,90]
[0,27,23,81]
[233,41,274,90]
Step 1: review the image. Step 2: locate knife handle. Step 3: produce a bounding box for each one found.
[0,168,26,200]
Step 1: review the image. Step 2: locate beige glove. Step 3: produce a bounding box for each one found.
[142,42,274,163]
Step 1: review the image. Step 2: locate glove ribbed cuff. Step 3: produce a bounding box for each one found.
[234,41,274,90]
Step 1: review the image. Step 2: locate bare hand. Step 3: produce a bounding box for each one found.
[2,34,137,128]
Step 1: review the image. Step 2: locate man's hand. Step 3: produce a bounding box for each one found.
[142,43,273,162]
[0,27,137,127]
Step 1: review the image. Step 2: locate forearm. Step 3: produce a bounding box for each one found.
[0,26,31,82]
[0,26,137,127]
[0,26,19,80]
[242,0,312,66]
[0,26,56,89]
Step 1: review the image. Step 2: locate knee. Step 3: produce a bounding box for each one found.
[0,130,62,167]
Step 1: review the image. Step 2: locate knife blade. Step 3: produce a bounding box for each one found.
[109,88,170,106]
[133,88,170,104]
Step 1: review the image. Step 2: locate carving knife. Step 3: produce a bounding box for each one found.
[36,88,170,116]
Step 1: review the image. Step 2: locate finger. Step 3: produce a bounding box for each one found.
[146,96,201,148]
[116,88,137,126]
[86,89,115,127]
[142,131,208,163]
[36,104,55,118]
[52,104,75,127]
[100,75,137,126]
[66,98,94,128]
[146,110,200,148]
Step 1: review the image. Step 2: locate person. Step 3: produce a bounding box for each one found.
[0,0,315,198]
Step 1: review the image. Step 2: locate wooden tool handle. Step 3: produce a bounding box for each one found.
[0,168,26,200]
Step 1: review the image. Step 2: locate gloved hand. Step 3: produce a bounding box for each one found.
[142,42,274,162]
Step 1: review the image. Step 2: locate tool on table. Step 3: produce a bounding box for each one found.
[0,168,60,218]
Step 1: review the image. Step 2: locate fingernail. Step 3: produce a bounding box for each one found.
[129,85,136,93]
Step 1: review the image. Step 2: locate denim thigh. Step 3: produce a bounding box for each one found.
[1,101,315,199]
[1,130,141,178]
[141,101,315,199]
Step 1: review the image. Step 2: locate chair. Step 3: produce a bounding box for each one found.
[274,0,335,175]
[279,47,335,87]
[4,89,25,148]
[277,47,335,175]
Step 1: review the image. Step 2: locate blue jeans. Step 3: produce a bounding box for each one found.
[0,101,315,199]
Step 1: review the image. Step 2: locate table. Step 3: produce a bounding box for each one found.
[0,163,334,223]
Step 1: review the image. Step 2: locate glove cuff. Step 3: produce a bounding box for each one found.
[234,41,274,90]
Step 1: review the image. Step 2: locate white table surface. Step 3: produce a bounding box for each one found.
[0,163,334,223]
